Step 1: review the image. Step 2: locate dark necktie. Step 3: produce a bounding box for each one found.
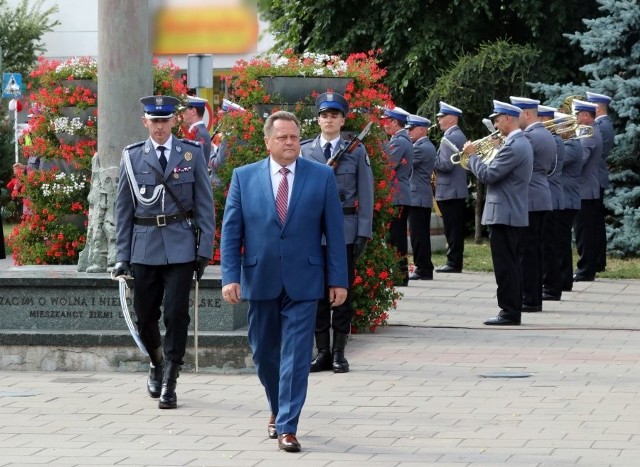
[323,142,332,161]
[158,146,167,171]
[275,167,290,223]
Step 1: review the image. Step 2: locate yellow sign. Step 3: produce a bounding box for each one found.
[154,6,258,55]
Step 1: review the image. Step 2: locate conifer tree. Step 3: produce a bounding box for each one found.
[531,0,640,257]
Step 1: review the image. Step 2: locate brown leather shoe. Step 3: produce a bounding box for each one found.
[268,413,277,439]
[278,433,301,452]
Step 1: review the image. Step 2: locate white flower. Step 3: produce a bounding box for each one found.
[39,173,87,198]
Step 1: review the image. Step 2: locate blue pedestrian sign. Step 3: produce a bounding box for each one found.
[2,72,22,98]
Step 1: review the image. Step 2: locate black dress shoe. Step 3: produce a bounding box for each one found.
[522,304,542,312]
[562,286,573,292]
[268,414,277,439]
[278,433,301,452]
[542,293,561,301]
[435,265,461,273]
[573,274,595,282]
[484,315,520,325]
[409,271,433,280]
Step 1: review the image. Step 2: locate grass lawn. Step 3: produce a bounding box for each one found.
[2,222,13,255]
[430,239,640,280]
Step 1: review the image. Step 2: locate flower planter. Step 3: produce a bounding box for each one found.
[55,133,95,146]
[260,76,353,104]
[59,106,97,124]
[61,213,88,231]
[253,104,317,121]
[63,78,97,94]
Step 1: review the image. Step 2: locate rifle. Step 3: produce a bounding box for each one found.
[326,121,373,168]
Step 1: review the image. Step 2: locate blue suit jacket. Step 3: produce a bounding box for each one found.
[221,157,348,301]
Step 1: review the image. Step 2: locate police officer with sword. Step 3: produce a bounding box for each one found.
[113,95,215,409]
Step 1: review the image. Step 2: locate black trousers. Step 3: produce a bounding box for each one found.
[389,205,410,282]
[437,198,465,269]
[519,211,548,307]
[408,206,434,276]
[132,262,194,364]
[557,208,578,290]
[542,209,562,297]
[574,198,599,280]
[316,243,354,335]
[595,189,607,272]
[489,224,522,319]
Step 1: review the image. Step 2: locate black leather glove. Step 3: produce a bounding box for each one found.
[353,236,369,261]
[196,256,209,281]
[113,261,132,278]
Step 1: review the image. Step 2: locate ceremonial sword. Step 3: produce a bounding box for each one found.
[111,271,149,356]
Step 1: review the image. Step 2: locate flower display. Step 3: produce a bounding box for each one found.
[8,56,187,265]
[214,49,402,332]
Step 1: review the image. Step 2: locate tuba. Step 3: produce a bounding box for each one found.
[448,130,504,170]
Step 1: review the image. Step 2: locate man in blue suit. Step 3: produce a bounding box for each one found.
[114,95,215,409]
[463,101,533,326]
[221,111,348,453]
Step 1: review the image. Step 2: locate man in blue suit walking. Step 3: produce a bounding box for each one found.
[221,111,348,452]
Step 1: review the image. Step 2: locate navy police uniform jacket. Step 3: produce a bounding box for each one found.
[469,130,533,227]
[547,134,565,210]
[434,125,468,201]
[578,124,603,200]
[409,136,436,208]
[384,129,413,206]
[561,138,584,210]
[301,135,374,243]
[115,137,215,265]
[191,122,212,161]
[595,115,614,189]
[522,122,554,212]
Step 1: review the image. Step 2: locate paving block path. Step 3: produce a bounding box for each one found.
[1,266,639,466]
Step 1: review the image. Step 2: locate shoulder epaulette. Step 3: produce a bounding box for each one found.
[181,138,201,147]
[125,141,145,150]
[300,138,314,146]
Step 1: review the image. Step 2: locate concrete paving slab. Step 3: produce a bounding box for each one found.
[1,271,639,466]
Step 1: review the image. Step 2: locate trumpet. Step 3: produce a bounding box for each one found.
[448,130,504,170]
[542,116,594,139]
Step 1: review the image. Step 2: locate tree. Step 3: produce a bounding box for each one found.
[530,0,640,257]
[0,0,60,76]
[258,0,600,109]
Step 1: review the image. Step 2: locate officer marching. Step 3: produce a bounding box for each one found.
[113,96,215,409]
[301,92,374,373]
